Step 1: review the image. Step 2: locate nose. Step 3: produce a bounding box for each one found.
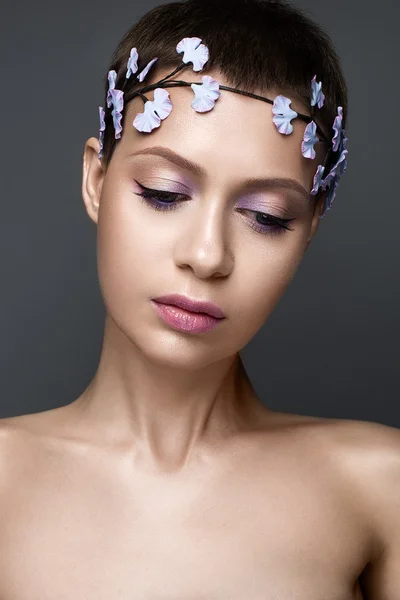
[173,196,234,279]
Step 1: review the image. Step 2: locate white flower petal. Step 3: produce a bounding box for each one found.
[176,36,209,71]
[152,88,173,120]
[133,101,161,133]
[301,142,315,160]
[272,115,293,135]
[191,91,215,112]
[127,48,139,78]
[310,165,325,195]
[200,76,220,98]
[311,75,325,109]
[190,44,209,71]
[107,70,117,108]
[332,107,344,152]
[272,95,298,135]
[190,76,220,112]
[110,89,124,114]
[99,106,105,132]
[137,57,159,82]
[98,130,104,159]
[301,121,319,159]
[176,37,202,55]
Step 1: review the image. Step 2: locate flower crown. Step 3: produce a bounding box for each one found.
[98,37,348,218]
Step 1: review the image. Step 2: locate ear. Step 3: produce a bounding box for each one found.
[305,190,327,249]
[82,137,105,225]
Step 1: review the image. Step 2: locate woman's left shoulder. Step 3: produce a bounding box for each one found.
[317,416,400,455]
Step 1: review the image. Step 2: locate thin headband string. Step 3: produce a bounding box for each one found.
[122,61,332,146]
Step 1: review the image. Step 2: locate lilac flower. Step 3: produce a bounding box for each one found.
[302,121,319,159]
[191,76,220,112]
[272,95,298,135]
[98,133,104,159]
[126,48,139,79]
[323,146,348,187]
[322,169,336,190]
[137,57,159,82]
[332,107,343,152]
[151,88,173,119]
[311,75,325,109]
[133,102,161,133]
[176,37,209,72]
[322,177,340,216]
[331,133,348,177]
[133,88,172,133]
[98,106,105,158]
[99,106,105,132]
[107,70,117,108]
[337,147,348,176]
[310,165,325,195]
[110,88,124,139]
[340,133,348,164]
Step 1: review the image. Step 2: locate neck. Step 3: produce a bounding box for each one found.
[73,313,269,473]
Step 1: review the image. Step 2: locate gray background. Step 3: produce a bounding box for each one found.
[0,0,398,426]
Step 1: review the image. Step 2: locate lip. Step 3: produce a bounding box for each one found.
[152,302,223,334]
[152,294,225,319]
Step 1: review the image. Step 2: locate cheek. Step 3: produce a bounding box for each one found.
[233,230,307,323]
[95,186,159,311]
[208,235,308,358]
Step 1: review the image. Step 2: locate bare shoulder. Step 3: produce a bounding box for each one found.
[0,414,32,452]
[317,417,400,598]
[0,402,79,441]
[279,412,400,459]
[0,416,31,487]
[0,409,56,444]
[319,416,400,487]
[270,412,400,515]
[288,415,400,556]
[319,415,400,447]
[0,407,72,483]
[305,415,400,491]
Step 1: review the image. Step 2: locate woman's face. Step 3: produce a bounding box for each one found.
[83,68,326,369]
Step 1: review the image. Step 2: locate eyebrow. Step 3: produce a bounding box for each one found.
[128,146,311,202]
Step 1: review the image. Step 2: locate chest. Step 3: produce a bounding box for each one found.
[0,453,367,600]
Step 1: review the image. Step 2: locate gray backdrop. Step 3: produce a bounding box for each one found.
[1,0,398,426]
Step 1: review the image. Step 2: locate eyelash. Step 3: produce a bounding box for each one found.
[133,181,295,237]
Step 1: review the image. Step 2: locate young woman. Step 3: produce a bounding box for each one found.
[0,0,399,598]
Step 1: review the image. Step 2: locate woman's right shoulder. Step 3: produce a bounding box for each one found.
[0,414,24,448]
[0,407,78,485]
[0,415,40,486]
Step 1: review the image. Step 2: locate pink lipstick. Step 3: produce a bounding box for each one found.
[151,294,225,334]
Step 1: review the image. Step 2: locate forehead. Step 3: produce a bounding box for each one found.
[118,67,325,190]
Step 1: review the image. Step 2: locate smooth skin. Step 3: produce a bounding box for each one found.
[0,68,398,599]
